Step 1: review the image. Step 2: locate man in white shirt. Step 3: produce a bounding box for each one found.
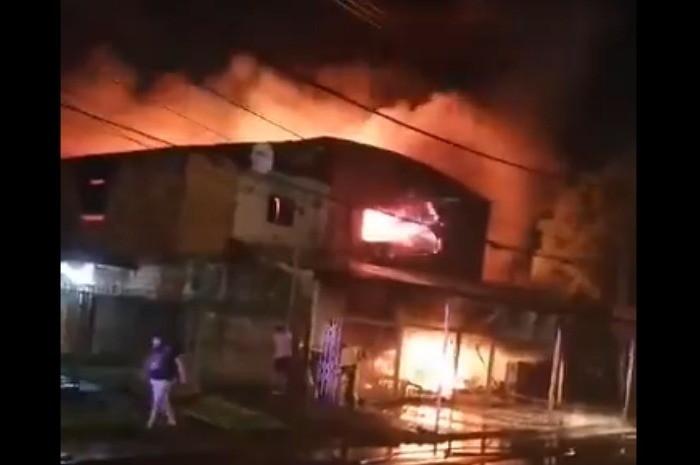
[272,325,293,394]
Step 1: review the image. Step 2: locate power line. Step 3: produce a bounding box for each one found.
[60,101,177,147]
[330,0,384,29]
[62,3,561,180]
[265,63,563,178]
[157,89,575,264]
[63,102,591,266]
[198,86,305,140]
[65,109,152,149]
[148,48,561,178]
[283,3,562,178]
[157,104,233,143]
[61,93,154,149]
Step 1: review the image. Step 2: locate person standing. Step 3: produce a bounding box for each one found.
[340,344,362,408]
[144,335,187,429]
[272,325,293,395]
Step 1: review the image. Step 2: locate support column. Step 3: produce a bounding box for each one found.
[393,327,403,398]
[548,324,563,411]
[452,332,462,394]
[556,356,566,407]
[485,339,496,403]
[622,337,636,419]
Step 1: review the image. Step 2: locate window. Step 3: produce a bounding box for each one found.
[266,195,296,226]
[76,160,115,223]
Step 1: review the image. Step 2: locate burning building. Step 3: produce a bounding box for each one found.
[61,137,567,398]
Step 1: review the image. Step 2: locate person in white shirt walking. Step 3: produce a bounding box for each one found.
[272,325,293,394]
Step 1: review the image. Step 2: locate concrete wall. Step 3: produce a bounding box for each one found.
[177,154,239,256]
[197,314,279,385]
[231,170,329,249]
[61,155,187,260]
[105,156,185,259]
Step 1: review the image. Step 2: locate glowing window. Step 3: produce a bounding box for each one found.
[266,195,295,226]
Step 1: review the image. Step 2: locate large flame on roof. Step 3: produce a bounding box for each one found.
[61,50,563,282]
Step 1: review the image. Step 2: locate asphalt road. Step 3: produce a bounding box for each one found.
[63,434,635,465]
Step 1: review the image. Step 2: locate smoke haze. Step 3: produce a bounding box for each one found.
[60,0,634,282]
[61,49,564,281]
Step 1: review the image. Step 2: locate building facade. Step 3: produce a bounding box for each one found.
[61,139,579,400]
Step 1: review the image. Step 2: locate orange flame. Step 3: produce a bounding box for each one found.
[61,49,563,282]
[360,205,441,254]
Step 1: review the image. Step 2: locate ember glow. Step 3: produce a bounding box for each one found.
[61,50,563,282]
[400,328,462,394]
[392,327,518,396]
[360,201,441,254]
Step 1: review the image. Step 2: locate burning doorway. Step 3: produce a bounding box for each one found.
[348,320,518,402]
[398,327,513,397]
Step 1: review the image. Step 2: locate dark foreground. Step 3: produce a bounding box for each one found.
[61,367,635,465]
[63,432,635,465]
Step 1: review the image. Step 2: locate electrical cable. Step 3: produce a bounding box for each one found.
[329,0,384,29]
[61,100,591,266]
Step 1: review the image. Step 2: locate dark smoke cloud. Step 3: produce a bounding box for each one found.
[60,0,634,281]
[61,0,635,164]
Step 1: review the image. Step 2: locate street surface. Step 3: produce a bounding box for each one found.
[63,433,635,465]
[61,369,635,465]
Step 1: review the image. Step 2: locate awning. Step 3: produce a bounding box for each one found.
[60,248,137,269]
[343,260,627,322]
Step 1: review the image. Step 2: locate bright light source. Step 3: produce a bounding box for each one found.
[81,214,105,222]
[60,262,95,286]
[360,202,442,254]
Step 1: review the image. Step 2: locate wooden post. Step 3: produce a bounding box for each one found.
[286,243,304,400]
[485,339,496,402]
[556,357,565,407]
[188,303,206,394]
[303,280,321,395]
[85,291,98,355]
[434,300,451,437]
[286,243,302,326]
[393,327,403,397]
[548,324,562,411]
[616,240,633,417]
[622,337,636,418]
[446,331,462,458]
[452,331,462,394]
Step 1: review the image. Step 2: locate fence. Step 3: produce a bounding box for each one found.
[61,289,185,362]
[59,287,300,387]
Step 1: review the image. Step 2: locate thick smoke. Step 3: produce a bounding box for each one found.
[60,49,562,282]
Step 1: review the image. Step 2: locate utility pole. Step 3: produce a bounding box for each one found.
[433,299,451,456]
[617,243,635,419]
[286,240,302,326]
[285,239,304,401]
[485,339,496,404]
[547,323,563,411]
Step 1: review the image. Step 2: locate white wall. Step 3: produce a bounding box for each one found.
[231,171,329,249]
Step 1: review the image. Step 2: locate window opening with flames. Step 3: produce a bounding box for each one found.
[359,200,442,257]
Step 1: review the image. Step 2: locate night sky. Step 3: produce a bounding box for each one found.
[61,0,635,171]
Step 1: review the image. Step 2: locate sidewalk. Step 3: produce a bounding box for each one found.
[61,366,635,463]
